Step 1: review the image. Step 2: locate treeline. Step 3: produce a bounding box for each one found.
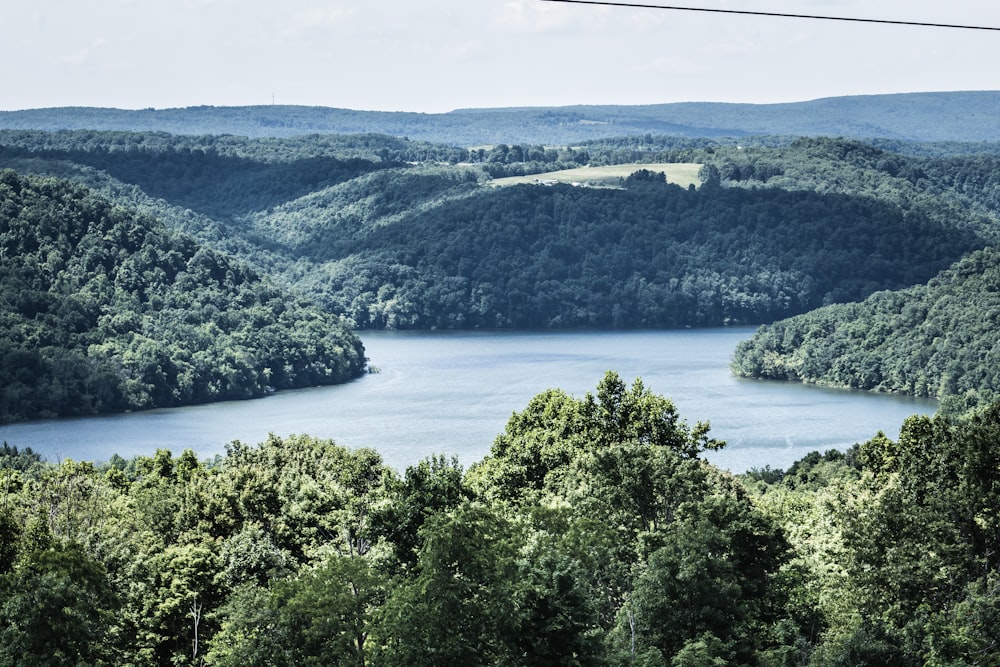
[731,244,1000,410]
[0,131,403,219]
[3,373,1000,665]
[0,169,365,424]
[0,128,626,188]
[706,137,1000,227]
[743,402,1000,666]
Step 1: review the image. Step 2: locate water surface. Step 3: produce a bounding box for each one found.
[0,328,936,473]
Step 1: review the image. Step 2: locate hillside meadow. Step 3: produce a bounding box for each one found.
[489,162,703,188]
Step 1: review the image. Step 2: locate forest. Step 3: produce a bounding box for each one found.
[731,244,1000,410]
[2,131,997,334]
[0,169,364,424]
[4,129,1000,418]
[3,373,1000,666]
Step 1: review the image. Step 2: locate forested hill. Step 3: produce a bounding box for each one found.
[2,131,998,331]
[0,169,365,424]
[2,91,1000,144]
[731,244,1000,409]
[291,178,987,329]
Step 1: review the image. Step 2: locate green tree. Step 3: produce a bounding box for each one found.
[373,501,521,666]
[832,404,1000,664]
[370,454,469,568]
[209,553,380,667]
[608,489,786,665]
[0,541,118,667]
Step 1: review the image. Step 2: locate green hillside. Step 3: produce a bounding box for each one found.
[6,128,1000,410]
[290,177,985,328]
[732,245,1000,408]
[3,131,995,332]
[0,169,365,424]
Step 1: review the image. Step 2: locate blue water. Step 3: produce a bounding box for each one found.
[0,328,936,473]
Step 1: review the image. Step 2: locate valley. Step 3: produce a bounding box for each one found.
[3,93,1000,666]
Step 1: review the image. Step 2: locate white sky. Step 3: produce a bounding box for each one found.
[2,0,999,112]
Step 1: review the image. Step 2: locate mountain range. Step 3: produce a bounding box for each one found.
[2,91,999,145]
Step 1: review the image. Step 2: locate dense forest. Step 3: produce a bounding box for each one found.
[284,175,984,328]
[3,91,1000,144]
[3,374,999,665]
[731,244,1000,410]
[2,131,996,333]
[0,169,365,424]
[5,128,1000,417]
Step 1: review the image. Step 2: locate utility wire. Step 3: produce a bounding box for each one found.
[539,0,1000,31]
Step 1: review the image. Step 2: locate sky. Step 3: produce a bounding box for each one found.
[2,0,999,112]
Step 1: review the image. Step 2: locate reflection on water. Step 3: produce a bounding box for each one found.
[0,328,936,473]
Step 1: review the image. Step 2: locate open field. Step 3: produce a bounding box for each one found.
[489,163,703,189]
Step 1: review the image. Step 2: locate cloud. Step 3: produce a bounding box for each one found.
[701,35,767,56]
[632,54,707,75]
[445,39,483,60]
[491,0,591,34]
[57,38,108,66]
[282,6,355,37]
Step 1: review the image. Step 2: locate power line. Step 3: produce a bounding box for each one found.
[539,0,1000,31]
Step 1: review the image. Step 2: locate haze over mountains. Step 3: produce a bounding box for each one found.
[3,91,999,145]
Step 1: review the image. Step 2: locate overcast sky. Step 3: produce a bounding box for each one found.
[2,0,999,112]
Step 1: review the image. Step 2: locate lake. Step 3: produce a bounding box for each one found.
[0,328,937,473]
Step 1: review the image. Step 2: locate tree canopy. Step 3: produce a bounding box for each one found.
[5,374,999,665]
[732,244,1000,409]
[0,169,365,424]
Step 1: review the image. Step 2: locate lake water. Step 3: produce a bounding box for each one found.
[0,328,937,473]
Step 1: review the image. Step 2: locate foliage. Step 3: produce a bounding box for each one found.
[295,177,982,329]
[0,169,365,424]
[3,132,995,334]
[0,376,792,666]
[0,539,118,667]
[471,372,789,665]
[732,244,1000,406]
[3,373,1000,665]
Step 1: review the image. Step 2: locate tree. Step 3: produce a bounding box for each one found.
[134,541,221,666]
[470,372,723,505]
[608,489,786,665]
[373,501,521,666]
[513,528,605,666]
[0,541,118,667]
[209,553,380,667]
[834,404,1000,663]
[370,454,469,567]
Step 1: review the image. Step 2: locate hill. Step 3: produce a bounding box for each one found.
[0,169,365,424]
[2,131,997,331]
[3,91,1000,145]
[284,175,987,328]
[731,245,1000,410]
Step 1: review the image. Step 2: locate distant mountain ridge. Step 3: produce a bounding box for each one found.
[2,91,998,145]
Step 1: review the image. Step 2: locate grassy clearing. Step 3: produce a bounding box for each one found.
[489,163,703,189]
